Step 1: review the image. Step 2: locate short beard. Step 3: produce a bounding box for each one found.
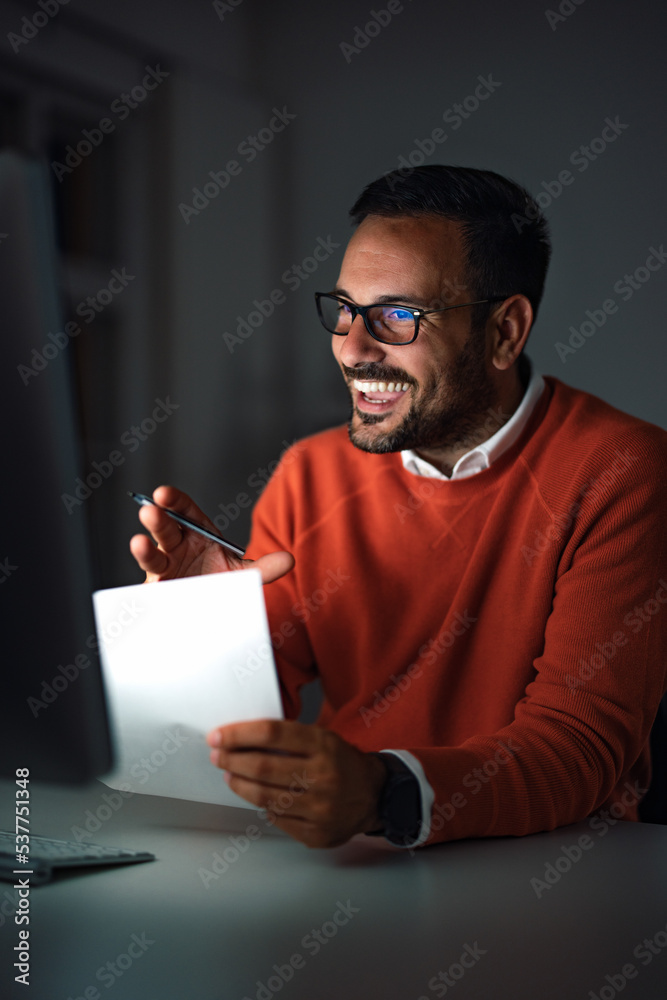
[346,328,499,455]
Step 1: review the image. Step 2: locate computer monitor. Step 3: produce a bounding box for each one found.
[0,150,113,783]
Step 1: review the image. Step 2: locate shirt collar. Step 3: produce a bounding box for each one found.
[401,359,545,481]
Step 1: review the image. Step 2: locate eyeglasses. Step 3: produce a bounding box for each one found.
[314,292,508,345]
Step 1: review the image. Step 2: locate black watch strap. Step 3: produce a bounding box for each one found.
[366,752,422,847]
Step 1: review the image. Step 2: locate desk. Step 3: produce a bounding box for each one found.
[1,779,666,1000]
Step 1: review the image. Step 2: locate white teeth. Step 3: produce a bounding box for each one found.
[352,379,410,393]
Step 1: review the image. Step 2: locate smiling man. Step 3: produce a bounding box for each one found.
[131,165,667,850]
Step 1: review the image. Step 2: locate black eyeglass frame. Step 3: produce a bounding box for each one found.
[314,291,510,345]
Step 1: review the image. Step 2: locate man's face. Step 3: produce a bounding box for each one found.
[331,214,500,458]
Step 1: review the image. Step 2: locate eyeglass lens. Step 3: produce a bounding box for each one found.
[319,296,415,344]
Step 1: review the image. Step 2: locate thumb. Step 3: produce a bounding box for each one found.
[250,550,295,585]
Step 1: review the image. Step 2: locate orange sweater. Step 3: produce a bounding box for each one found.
[246,377,667,845]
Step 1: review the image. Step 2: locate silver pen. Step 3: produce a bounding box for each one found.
[128,491,246,558]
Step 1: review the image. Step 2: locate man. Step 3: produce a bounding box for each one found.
[130,165,667,850]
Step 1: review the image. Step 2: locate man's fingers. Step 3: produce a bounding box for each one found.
[223,771,310,820]
[207,718,313,754]
[211,747,308,787]
[221,772,341,848]
[152,484,219,533]
[129,533,170,577]
[253,550,295,584]
[217,753,293,790]
[136,484,223,553]
[128,485,295,586]
[138,502,187,554]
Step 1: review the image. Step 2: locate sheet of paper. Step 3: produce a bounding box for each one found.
[92,568,283,807]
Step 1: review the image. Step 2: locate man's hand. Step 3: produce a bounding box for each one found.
[129,485,293,584]
[206,719,388,848]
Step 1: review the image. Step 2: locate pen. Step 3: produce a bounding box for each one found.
[128,491,246,558]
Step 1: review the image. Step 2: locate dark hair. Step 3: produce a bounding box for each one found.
[349,164,551,328]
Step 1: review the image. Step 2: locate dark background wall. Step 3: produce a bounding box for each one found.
[1,0,665,589]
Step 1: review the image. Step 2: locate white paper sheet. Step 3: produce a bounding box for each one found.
[92,568,283,807]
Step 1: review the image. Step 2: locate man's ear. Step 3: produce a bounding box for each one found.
[489,295,533,371]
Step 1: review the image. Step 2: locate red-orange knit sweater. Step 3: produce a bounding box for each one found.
[245,377,667,845]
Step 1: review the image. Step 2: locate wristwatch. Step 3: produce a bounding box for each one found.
[366,752,422,846]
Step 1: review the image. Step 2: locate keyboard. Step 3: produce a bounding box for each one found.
[0,829,155,885]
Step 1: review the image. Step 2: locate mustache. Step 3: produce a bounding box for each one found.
[342,364,414,384]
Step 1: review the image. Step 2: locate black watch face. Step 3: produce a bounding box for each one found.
[384,772,421,842]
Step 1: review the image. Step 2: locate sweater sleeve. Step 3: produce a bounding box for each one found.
[410,428,667,845]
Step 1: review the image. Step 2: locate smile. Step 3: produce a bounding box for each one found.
[351,379,411,411]
[352,379,410,394]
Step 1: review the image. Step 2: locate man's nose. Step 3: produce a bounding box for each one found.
[337,314,386,367]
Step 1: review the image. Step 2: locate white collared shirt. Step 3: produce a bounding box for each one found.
[401,362,545,481]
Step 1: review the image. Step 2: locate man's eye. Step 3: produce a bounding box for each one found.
[385,307,414,322]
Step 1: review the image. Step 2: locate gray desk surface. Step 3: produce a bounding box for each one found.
[1,778,666,1000]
